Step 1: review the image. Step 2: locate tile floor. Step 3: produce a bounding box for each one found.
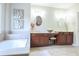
[30,45,79,56]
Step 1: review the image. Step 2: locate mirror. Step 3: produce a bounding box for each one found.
[36,16,42,26]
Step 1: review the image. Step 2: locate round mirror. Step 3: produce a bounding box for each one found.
[36,16,42,26]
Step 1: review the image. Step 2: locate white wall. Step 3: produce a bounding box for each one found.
[31,5,56,32]
[0,4,6,41]
[31,5,75,33]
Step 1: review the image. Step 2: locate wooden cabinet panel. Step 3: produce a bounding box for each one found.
[56,32,73,45]
[31,36,40,47]
[39,37,49,46]
[56,32,66,45]
[66,32,73,45]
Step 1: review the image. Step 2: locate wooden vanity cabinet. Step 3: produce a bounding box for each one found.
[31,33,49,47]
[31,32,73,47]
[56,32,73,45]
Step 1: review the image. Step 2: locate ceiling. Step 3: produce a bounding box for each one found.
[31,3,76,9]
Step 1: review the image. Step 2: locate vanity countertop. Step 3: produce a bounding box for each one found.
[30,32,56,34]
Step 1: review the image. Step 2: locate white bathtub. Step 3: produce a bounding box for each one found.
[0,39,29,56]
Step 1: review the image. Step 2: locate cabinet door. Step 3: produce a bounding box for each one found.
[66,32,73,45]
[39,36,49,46]
[56,32,66,45]
[31,36,40,47]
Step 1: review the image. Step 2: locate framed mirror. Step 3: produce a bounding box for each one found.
[36,16,42,26]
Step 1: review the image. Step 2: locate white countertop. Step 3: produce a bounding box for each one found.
[31,30,56,33]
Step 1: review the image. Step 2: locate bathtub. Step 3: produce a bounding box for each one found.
[0,39,30,56]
